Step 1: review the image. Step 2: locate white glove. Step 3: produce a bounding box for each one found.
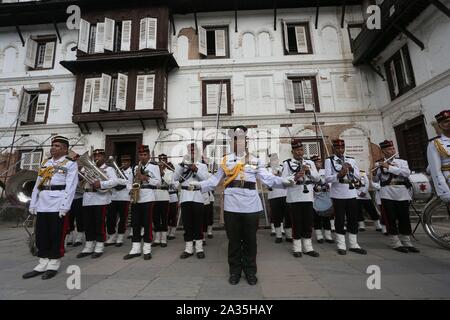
[59,210,68,218]
[282,178,295,187]
[29,208,37,215]
[189,181,201,189]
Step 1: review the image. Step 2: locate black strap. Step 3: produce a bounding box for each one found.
[38,185,66,191]
[169,191,178,195]
[114,185,127,191]
[141,185,157,189]
[181,185,201,191]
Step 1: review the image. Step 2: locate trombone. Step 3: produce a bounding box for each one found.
[371,153,399,173]
[105,156,127,180]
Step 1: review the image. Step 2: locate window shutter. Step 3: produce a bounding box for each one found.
[390,61,399,96]
[25,38,37,68]
[139,18,147,50]
[104,18,115,51]
[121,20,132,51]
[94,22,105,53]
[135,75,146,109]
[144,74,155,109]
[78,19,90,53]
[206,83,219,115]
[19,89,30,122]
[215,29,226,57]
[400,49,410,86]
[147,18,157,49]
[82,78,94,113]
[34,93,49,123]
[42,42,55,68]
[283,20,289,53]
[198,26,207,56]
[116,73,128,110]
[302,79,314,111]
[283,79,295,111]
[295,26,308,53]
[99,73,112,111]
[91,78,102,112]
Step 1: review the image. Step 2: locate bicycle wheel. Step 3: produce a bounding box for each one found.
[422,197,450,249]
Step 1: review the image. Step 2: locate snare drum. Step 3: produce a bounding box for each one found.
[409,172,433,202]
[313,192,333,217]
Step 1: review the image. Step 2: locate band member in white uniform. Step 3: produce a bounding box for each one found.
[267,153,292,243]
[373,140,419,253]
[282,139,321,257]
[192,126,284,285]
[311,155,334,244]
[153,154,172,248]
[356,170,382,232]
[325,139,367,255]
[77,149,118,259]
[105,154,133,247]
[124,145,161,260]
[165,158,179,240]
[427,110,450,203]
[24,136,78,280]
[67,152,85,247]
[173,143,210,259]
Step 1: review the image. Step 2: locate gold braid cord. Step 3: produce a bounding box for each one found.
[38,159,69,188]
[434,139,450,158]
[221,155,245,187]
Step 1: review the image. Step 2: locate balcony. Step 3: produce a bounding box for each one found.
[352,0,431,65]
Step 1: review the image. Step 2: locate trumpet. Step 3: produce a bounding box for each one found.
[371,153,399,173]
[105,156,127,180]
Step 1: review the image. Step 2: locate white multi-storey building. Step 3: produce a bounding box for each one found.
[0,0,449,178]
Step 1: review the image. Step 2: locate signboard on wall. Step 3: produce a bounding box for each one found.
[341,129,370,173]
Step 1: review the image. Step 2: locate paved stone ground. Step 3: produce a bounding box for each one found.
[1,223,450,300]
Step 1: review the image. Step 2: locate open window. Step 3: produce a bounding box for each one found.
[19,89,51,125]
[284,76,319,113]
[25,36,56,70]
[82,73,128,113]
[282,22,313,55]
[198,26,229,59]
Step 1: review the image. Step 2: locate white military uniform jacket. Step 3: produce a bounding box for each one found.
[325,155,360,199]
[267,165,287,200]
[155,169,171,202]
[111,166,133,202]
[29,156,78,213]
[200,153,283,213]
[372,158,411,201]
[172,161,209,204]
[357,173,371,200]
[427,135,450,202]
[282,158,320,203]
[83,164,118,206]
[169,179,179,203]
[129,161,161,204]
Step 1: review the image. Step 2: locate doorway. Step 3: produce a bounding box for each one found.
[105,134,143,166]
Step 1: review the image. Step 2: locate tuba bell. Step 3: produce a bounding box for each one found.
[78,151,110,193]
[5,170,38,206]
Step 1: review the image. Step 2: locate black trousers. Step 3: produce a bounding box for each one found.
[313,211,331,230]
[287,202,314,239]
[107,201,129,235]
[83,205,108,242]
[357,199,379,222]
[153,201,169,232]
[168,203,178,227]
[381,199,412,235]
[332,198,358,235]
[68,198,84,232]
[131,202,154,243]
[269,197,292,228]
[203,203,214,232]
[224,211,259,276]
[181,202,204,242]
[36,212,68,259]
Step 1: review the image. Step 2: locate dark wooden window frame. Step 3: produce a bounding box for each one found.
[202,79,232,116]
[201,25,230,59]
[105,134,143,166]
[384,44,416,101]
[287,76,320,114]
[21,89,51,125]
[282,22,313,55]
[16,149,43,172]
[29,36,57,71]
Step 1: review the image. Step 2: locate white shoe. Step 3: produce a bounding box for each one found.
[105,234,117,246]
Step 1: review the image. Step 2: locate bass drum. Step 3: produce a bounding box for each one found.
[313,192,333,217]
[409,172,433,202]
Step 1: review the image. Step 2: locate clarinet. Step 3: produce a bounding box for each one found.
[293,158,310,194]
